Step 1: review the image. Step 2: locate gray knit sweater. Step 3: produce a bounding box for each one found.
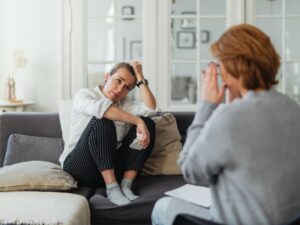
[179,89,300,225]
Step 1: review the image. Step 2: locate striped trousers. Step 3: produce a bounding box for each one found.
[63,116,156,187]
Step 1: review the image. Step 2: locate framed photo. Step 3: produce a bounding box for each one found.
[177,31,195,49]
[122,6,135,20]
[130,41,142,59]
[200,30,210,43]
[181,11,196,29]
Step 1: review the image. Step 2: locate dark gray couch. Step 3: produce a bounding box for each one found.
[0,112,194,225]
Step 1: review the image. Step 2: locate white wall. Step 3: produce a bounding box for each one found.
[0,0,61,112]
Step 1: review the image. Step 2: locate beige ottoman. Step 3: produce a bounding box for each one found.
[0,191,90,225]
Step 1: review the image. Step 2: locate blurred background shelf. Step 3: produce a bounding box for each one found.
[0,100,35,113]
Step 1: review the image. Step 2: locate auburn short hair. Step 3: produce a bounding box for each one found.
[211,23,280,90]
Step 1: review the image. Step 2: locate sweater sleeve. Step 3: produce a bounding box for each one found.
[178,100,231,186]
[73,89,113,119]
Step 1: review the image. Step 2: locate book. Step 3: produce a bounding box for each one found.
[165,184,212,208]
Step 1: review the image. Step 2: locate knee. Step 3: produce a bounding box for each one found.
[89,117,116,138]
[90,117,115,130]
[151,197,172,225]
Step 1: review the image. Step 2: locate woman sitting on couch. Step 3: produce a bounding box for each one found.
[59,61,158,206]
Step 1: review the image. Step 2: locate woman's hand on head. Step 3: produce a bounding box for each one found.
[136,119,150,149]
[201,63,226,104]
[130,61,144,80]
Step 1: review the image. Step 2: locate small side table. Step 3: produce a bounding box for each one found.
[0,100,35,113]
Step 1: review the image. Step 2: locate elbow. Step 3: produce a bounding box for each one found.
[150,103,156,110]
[182,168,210,187]
[146,100,156,110]
[149,98,157,109]
[180,158,211,186]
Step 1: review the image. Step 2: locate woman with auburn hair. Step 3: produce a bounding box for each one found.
[152,24,300,225]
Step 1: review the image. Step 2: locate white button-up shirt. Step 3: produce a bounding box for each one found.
[59,86,159,166]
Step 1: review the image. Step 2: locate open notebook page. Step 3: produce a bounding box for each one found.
[165,184,212,208]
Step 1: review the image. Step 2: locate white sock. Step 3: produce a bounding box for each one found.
[121,178,139,201]
[106,182,131,206]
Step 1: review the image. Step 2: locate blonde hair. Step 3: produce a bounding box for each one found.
[211,24,280,90]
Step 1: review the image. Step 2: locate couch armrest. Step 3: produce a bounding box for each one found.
[174,214,224,225]
[0,112,62,167]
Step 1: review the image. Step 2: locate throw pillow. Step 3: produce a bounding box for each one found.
[0,161,77,191]
[58,99,73,143]
[142,113,182,175]
[3,134,64,166]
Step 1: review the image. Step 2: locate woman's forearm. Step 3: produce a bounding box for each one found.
[139,84,156,109]
[130,62,156,109]
[103,105,142,125]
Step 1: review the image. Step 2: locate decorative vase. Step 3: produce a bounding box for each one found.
[5,76,16,101]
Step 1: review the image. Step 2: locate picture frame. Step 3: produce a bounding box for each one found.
[122,6,135,20]
[200,30,210,43]
[177,31,195,49]
[130,41,142,59]
[180,11,196,29]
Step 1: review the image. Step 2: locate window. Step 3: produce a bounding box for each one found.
[247,0,300,104]
[156,0,228,111]
[84,0,143,100]
[64,0,300,110]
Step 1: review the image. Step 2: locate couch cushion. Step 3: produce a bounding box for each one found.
[89,175,185,225]
[0,161,77,191]
[3,134,63,166]
[0,191,90,225]
[0,113,62,167]
[142,113,182,175]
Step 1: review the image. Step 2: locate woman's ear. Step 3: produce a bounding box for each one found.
[104,72,110,82]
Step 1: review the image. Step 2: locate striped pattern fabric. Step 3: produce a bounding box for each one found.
[63,117,155,187]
